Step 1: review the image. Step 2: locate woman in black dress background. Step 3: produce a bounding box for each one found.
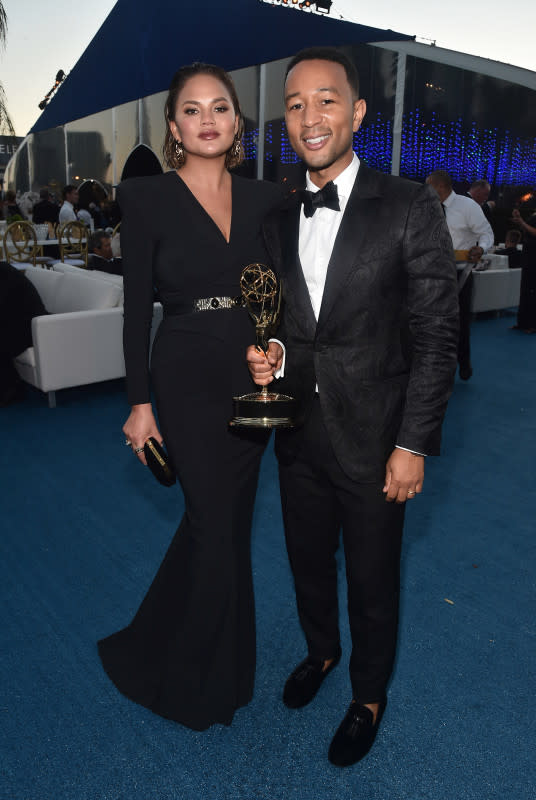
[512,207,536,333]
[98,64,281,730]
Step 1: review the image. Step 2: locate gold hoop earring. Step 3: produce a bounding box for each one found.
[174,140,185,166]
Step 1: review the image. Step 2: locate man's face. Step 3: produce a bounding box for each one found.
[426,177,448,203]
[94,237,113,260]
[284,59,366,186]
[67,189,79,205]
[470,185,490,205]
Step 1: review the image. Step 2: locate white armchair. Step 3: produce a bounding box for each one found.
[14,266,162,407]
[471,268,522,313]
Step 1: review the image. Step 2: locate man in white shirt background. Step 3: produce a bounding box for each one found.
[248,48,459,767]
[467,178,496,231]
[58,185,79,224]
[427,170,494,380]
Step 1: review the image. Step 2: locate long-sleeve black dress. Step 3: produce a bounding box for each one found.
[516,214,536,331]
[98,171,281,731]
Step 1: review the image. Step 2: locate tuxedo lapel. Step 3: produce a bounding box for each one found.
[317,166,382,331]
[280,200,317,339]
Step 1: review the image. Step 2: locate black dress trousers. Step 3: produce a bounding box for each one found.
[278,397,405,705]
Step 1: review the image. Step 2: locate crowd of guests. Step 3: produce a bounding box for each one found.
[1,186,121,231]
[425,172,536,369]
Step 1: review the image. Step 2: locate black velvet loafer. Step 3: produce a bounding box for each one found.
[283,652,341,709]
[328,696,387,766]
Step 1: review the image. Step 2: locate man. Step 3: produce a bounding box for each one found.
[58,185,79,224]
[32,188,59,225]
[0,260,48,405]
[426,170,494,380]
[87,229,122,275]
[248,48,459,767]
[468,178,495,229]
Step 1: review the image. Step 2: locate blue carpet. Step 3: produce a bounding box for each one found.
[1,315,535,800]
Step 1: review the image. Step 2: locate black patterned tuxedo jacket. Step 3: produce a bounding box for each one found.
[264,164,460,483]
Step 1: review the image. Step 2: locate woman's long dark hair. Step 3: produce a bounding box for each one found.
[163,63,244,170]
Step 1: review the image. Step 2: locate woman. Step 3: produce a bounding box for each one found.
[512,208,536,333]
[98,63,281,730]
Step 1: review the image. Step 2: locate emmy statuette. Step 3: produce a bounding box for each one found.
[230,263,296,428]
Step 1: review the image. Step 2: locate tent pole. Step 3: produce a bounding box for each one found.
[256,63,267,180]
[391,51,406,177]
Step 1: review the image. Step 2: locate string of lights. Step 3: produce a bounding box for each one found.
[244,114,535,186]
[38,71,66,110]
[258,0,332,14]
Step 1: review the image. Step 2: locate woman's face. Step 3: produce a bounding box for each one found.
[169,74,239,163]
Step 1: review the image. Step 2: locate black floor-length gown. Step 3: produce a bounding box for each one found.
[98,171,281,731]
[517,214,536,331]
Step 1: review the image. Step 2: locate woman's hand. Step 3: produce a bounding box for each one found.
[123,403,163,466]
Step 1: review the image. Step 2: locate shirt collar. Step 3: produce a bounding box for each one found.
[443,191,456,208]
[305,152,360,201]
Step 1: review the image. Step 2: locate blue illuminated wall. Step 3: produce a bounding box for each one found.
[400,110,536,186]
[258,46,536,192]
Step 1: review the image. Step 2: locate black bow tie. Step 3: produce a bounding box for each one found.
[301,181,340,217]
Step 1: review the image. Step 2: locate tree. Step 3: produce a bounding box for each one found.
[0,2,15,135]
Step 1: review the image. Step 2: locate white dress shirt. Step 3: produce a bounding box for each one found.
[58,200,78,224]
[442,191,494,253]
[299,154,359,318]
[272,154,359,374]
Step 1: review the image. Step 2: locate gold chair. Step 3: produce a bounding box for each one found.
[58,220,89,267]
[2,220,51,268]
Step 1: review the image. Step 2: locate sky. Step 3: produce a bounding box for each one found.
[1,0,535,137]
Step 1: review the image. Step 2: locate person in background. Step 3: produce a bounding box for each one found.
[0,260,48,405]
[468,179,495,232]
[76,201,94,231]
[511,208,536,333]
[495,229,522,269]
[58,185,79,224]
[4,190,24,220]
[427,170,494,380]
[32,188,59,225]
[87,229,122,275]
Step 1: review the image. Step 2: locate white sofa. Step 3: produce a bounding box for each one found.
[471,268,522,313]
[52,260,124,294]
[14,265,162,407]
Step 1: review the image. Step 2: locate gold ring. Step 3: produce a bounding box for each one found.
[134,446,144,454]
[125,439,132,446]
[407,490,415,495]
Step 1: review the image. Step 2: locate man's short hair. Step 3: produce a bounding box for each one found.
[62,184,77,200]
[427,170,453,191]
[470,179,491,191]
[39,188,50,200]
[89,229,109,253]
[285,47,360,99]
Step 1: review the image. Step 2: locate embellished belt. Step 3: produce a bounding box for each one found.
[164,295,244,316]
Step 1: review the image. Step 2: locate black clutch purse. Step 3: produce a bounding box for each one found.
[143,437,176,487]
